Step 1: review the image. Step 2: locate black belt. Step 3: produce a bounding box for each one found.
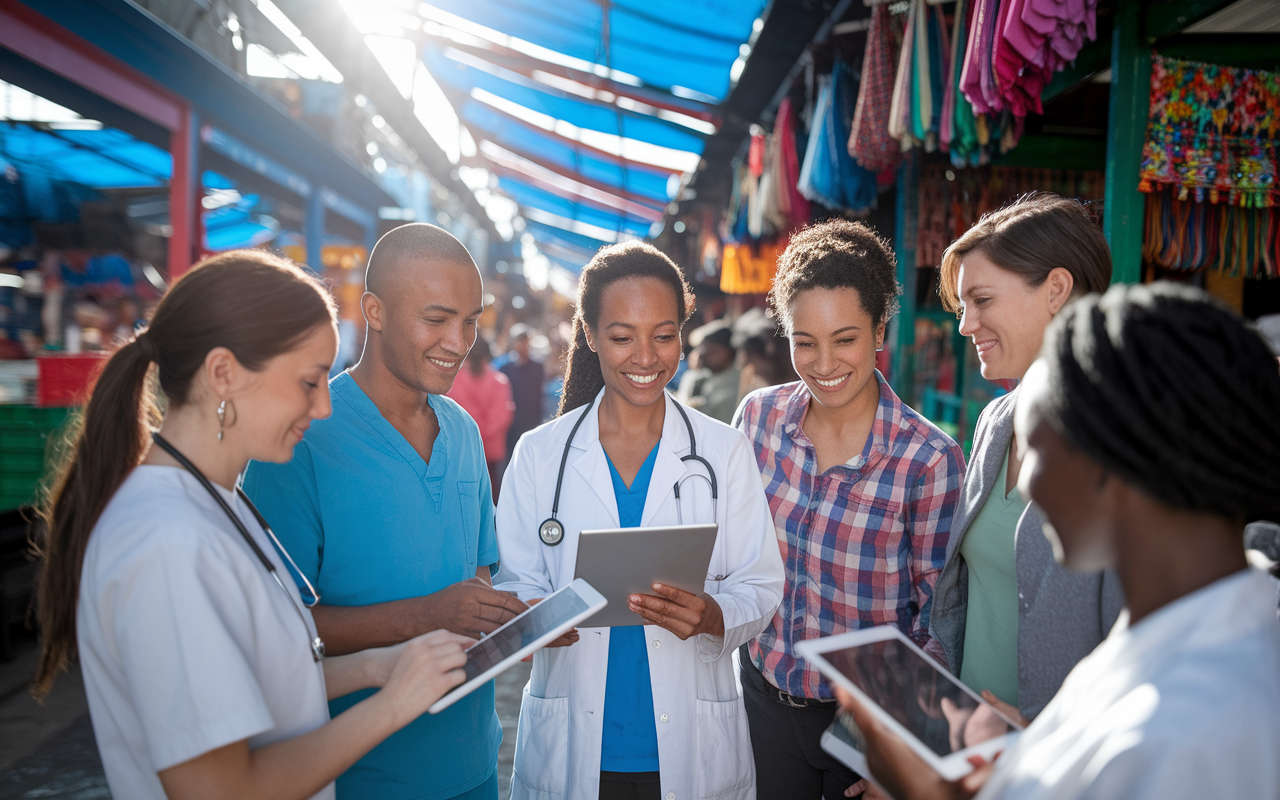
[740,645,838,709]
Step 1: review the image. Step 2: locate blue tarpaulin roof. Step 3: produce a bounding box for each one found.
[0,123,171,188]
[465,104,673,203]
[425,0,764,100]
[0,123,284,252]
[425,49,706,154]
[498,176,654,238]
[420,0,766,272]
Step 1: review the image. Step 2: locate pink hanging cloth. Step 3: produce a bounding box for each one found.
[775,97,811,232]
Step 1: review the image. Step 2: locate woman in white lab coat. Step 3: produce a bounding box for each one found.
[495,241,785,800]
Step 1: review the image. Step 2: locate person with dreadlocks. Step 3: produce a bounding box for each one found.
[493,241,784,800]
[836,282,1280,800]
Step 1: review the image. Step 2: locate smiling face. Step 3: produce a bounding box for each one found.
[956,250,1073,382]
[1015,360,1116,571]
[584,276,683,409]
[233,322,338,463]
[787,286,884,411]
[366,257,483,395]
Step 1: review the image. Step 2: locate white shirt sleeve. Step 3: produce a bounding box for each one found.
[493,433,556,600]
[107,528,276,771]
[1079,722,1280,800]
[697,429,785,661]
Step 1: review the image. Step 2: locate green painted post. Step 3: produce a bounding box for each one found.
[1103,1,1151,284]
[893,153,919,406]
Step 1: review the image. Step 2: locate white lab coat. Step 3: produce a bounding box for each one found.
[495,388,785,800]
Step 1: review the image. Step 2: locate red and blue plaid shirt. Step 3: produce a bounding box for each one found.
[734,375,965,699]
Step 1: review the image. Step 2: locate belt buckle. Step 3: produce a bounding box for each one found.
[774,686,809,708]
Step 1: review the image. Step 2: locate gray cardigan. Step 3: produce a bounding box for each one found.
[929,389,1124,720]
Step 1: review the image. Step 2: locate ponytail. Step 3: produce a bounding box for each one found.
[555,241,694,417]
[33,337,159,698]
[31,250,335,699]
[557,316,606,415]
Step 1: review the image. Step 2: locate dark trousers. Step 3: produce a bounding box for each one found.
[598,771,661,800]
[741,649,861,800]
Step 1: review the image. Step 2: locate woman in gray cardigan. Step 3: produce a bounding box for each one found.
[927,193,1123,722]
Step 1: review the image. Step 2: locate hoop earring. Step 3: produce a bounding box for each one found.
[217,400,227,442]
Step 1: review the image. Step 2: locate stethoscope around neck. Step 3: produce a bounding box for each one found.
[151,432,326,662]
[538,397,719,546]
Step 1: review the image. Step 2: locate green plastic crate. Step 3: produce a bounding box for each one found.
[0,405,73,511]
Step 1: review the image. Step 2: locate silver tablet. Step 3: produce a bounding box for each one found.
[797,626,1022,780]
[572,523,718,627]
[821,711,870,777]
[428,578,607,714]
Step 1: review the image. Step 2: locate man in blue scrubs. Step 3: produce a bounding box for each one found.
[244,223,526,800]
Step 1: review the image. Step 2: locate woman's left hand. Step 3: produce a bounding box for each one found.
[836,688,993,800]
[629,583,724,640]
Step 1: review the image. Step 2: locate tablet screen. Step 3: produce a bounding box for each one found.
[822,637,1016,757]
[462,588,591,680]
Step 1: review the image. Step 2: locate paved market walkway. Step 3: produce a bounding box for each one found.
[0,632,531,799]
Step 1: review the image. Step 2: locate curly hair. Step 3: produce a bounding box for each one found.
[768,219,902,333]
[558,241,695,415]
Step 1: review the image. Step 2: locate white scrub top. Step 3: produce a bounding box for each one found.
[494,389,785,800]
[77,465,332,800]
[978,567,1280,800]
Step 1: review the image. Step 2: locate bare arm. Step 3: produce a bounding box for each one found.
[321,646,401,701]
[312,567,527,656]
[158,630,471,800]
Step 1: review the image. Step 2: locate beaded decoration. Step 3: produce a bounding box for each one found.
[1139,55,1278,206]
[1139,55,1280,279]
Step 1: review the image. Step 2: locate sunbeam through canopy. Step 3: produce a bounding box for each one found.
[338,0,766,282]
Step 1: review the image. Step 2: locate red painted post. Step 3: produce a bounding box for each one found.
[168,108,199,279]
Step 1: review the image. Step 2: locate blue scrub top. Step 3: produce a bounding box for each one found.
[600,442,662,773]
[242,372,501,800]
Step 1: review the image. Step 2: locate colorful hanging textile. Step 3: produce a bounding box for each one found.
[1138,56,1280,279]
[916,164,1104,268]
[771,97,811,234]
[960,0,1095,120]
[1142,190,1279,279]
[889,1,950,151]
[799,63,879,215]
[1138,55,1280,206]
[720,239,787,295]
[849,4,905,172]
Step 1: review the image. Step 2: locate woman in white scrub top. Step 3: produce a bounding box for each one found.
[835,284,1280,800]
[495,241,785,800]
[32,250,471,800]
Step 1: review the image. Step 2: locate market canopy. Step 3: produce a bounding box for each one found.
[418,0,766,272]
[0,123,288,252]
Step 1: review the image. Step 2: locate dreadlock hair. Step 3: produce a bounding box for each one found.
[1037,282,1280,524]
[768,219,901,334]
[558,241,694,415]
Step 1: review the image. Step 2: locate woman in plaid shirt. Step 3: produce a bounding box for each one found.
[733,220,965,799]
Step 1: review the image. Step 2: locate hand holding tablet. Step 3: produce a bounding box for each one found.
[796,626,1022,784]
[427,579,607,714]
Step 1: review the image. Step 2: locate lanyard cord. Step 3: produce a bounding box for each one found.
[152,433,279,573]
[150,432,324,660]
